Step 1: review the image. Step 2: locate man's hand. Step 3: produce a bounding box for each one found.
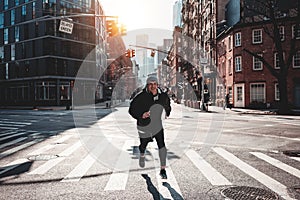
[142,111,150,119]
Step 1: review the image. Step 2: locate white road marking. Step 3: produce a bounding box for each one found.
[148,143,183,199]
[185,149,232,185]
[250,152,300,179]
[0,131,36,142]
[29,141,81,175]
[28,134,73,156]
[104,140,135,190]
[0,137,27,150]
[213,147,296,200]
[61,154,96,182]
[0,139,43,159]
[290,157,300,162]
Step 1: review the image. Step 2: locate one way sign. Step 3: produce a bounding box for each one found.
[59,19,74,34]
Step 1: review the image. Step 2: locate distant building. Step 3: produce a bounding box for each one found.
[0,0,107,107]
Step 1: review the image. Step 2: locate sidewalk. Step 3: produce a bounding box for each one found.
[195,105,300,116]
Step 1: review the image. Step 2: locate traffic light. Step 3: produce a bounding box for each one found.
[120,24,127,36]
[125,49,136,58]
[150,49,155,57]
[106,20,118,37]
[125,49,131,58]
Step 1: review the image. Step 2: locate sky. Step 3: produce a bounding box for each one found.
[100,0,177,31]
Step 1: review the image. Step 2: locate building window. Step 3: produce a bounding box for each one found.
[235,56,242,72]
[11,10,15,25]
[11,44,15,61]
[0,46,4,61]
[274,53,280,69]
[237,86,243,101]
[279,26,285,41]
[250,83,265,103]
[5,63,9,79]
[0,13,4,28]
[292,24,300,39]
[32,2,36,19]
[15,26,20,42]
[4,28,9,44]
[252,29,262,44]
[275,83,280,100]
[228,35,232,50]
[235,32,241,47]
[253,54,263,70]
[4,0,8,10]
[15,0,20,6]
[293,51,300,68]
[22,5,27,16]
[228,58,232,75]
[36,81,56,100]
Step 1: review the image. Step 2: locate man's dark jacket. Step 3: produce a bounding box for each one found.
[129,87,171,135]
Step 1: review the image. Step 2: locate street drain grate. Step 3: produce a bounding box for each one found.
[221,186,279,200]
[28,154,59,161]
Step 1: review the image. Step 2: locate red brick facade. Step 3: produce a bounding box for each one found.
[217,20,300,108]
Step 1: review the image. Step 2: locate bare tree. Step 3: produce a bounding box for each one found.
[243,0,300,114]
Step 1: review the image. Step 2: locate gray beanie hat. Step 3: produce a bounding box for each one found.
[146,76,158,84]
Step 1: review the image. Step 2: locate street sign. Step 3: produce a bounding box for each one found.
[59,19,74,34]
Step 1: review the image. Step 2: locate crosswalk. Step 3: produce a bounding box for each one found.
[0,108,300,200]
[0,131,299,200]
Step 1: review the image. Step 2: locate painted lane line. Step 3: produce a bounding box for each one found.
[61,154,96,182]
[104,140,135,191]
[148,143,183,199]
[0,131,38,142]
[185,149,232,186]
[290,157,300,162]
[0,120,32,125]
[0,139,43,159]
[27,134,73,156]
[62,137,112,182]
[250,152,300,179]
[0,137,27,150]
[29,141,81,175]
[213,147,296,200]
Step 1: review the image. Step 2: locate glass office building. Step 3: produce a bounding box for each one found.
[0,0,107,107]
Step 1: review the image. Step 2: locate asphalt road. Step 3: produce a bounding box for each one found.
[0,102,299,200]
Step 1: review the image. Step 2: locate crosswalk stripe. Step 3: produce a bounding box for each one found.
[250,152,300,179]
[0,120,31,125]
[61,154,96,182]
[185,149,232,186]
[0,123,24,127]
[0,139,43,159]
[29,141,81,175]
[28,135,73,156]
[0,127,18,130]
[148,143,183,199]
[0,132,29,142]
[0,137,27,150]
[104,140,135,191]
[213,147,296,200]
[290,157,300,162]
[61,137,113,182]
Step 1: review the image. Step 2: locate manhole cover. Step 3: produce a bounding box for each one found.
[221,186,279,200]
[28,154,59,161]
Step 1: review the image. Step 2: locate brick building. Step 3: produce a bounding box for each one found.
[216,0,300,109]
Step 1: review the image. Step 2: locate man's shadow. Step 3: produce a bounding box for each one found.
[141,174,184,200]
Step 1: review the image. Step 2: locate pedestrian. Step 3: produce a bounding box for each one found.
[224,93,230,110]
[128,76,171,179]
